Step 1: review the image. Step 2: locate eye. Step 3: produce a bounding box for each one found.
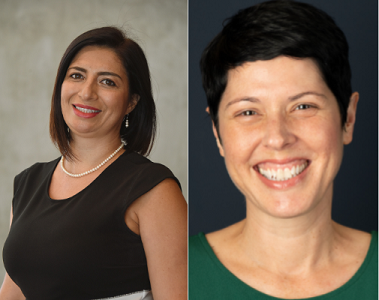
[101,79,116,86]
[295,104,312,110]
[241,110,257,116]
[69,73,83,80]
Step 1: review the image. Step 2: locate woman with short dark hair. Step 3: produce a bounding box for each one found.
[1,27,187,300]
[189,1,377,299]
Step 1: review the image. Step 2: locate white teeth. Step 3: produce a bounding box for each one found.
[284,168,291,179]
[75,105,100,113]
[258,162,308,181]
[277,169,284,181]
[290,166,295,176]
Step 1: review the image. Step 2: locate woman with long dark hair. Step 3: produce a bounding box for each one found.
[1,27,187,300]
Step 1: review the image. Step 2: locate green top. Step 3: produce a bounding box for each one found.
[189,231,378,299]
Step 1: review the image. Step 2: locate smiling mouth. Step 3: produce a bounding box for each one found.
[256,160,309,181]
[73,105,101,114]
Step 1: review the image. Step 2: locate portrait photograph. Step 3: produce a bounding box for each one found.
[0,1,187,299]
[189,0,377,299]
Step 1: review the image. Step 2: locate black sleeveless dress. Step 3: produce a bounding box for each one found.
[2,151,180,300]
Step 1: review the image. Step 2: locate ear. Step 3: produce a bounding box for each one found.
[126,94,140,114]
[206,106,225,157]
[343,92,359,145]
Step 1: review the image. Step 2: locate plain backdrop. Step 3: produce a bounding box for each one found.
[0,0,187,279]
[189,0,378,235]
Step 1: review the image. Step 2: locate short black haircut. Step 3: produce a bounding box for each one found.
[50,26,156,160]
[201,0,352,131]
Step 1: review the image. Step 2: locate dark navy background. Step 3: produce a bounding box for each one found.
[189,0,378,235]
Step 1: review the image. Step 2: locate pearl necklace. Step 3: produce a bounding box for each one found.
[60,143,124,178]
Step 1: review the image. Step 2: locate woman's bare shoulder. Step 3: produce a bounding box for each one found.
[125,178,186,235]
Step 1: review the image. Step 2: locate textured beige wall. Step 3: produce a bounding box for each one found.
[0,0,187,279]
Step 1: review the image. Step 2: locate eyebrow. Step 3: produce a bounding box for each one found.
[225,91,327,110]
[225,97,260,109]
[67,66,123,80]
[288,91,327,101]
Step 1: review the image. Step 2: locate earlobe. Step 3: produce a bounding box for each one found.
[126,94,140,114]
[343,92,359,145]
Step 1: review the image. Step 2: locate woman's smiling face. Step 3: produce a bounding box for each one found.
[61,46,136,141]
[214,56,358,218]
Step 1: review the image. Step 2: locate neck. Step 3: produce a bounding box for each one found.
[65,135,124,173]
[237,191,339,275]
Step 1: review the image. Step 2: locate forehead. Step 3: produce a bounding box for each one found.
[221,56,329,103]
[69,46,127,76]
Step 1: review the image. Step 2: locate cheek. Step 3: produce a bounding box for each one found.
[298,116,344,168]
[60,82,72,104]
[322,125,344,170]
[220,122,260,166]
[104,92,128,111]
[309,117,342,148]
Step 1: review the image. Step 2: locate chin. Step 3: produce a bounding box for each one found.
[254,194,318,219]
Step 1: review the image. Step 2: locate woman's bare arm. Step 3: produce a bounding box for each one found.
[0,274,25,300]
[0,210,26,300]
[134,179,187,300]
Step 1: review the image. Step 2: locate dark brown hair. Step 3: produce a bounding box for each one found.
[50,27,156,160]
[201,0,351,132]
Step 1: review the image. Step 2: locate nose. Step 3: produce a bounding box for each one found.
[78,79,98,101]
[262,114,296,150]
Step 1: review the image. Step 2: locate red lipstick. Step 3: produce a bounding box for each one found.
[72,104,101,118]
